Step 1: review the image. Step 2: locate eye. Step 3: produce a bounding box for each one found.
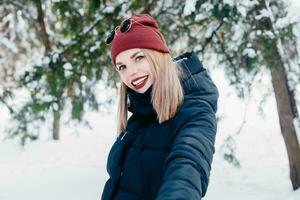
[117,64,126,71]
[136,55,144,62]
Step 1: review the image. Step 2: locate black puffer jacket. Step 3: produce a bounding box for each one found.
[101,51,219,200]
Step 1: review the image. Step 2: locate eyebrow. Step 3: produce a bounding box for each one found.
[116,51,142,66]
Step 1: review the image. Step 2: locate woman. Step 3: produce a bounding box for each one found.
[101,13,219,200]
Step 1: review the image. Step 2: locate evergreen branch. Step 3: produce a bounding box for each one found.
[216,36,233,64]
[195,19,224,55]
[1,0,37,25]
[0,96,15,114]
[1,0,24,10]
[58,16,104,57]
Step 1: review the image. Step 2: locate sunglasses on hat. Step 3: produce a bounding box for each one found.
[105,19,132,45]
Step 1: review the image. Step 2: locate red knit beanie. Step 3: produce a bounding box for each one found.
[110,13,170,65]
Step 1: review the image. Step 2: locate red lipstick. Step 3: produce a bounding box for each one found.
[131,75,148,90]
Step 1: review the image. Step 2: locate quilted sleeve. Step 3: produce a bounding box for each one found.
[156,98,217,200]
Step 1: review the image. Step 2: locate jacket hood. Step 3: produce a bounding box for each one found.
[127,51,219,116]
[175,51,219,113]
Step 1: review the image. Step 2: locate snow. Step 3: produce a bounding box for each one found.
[80,75,87,83]
[224,0,234,7]
[195,13,208,21]
[63,62,72,70]
[42,56,51,66]
[276,0,300,29]
[263,30,275,39]
[204,26,213,39]
[103,6,114,14]
[89,41,100,52]
[293,118,300,147]
[0,108,116,200]
[254,8,270,20]
[237,5,247,18]
[183,0,197,16]
[202,2,214,12]
[52,52,60,63]
[242,48,256,58]
[0,36,18,53]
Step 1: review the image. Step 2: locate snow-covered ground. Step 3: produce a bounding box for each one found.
[0,109,116,200]
[1,66,300,200]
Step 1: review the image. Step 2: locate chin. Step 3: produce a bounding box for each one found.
[136,83,151,93]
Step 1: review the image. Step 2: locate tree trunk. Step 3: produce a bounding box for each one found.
[253,0,300,190]
[270,60,300,190]
[36,0,51,52]
[36,0,61,140]
[52,109,60,140]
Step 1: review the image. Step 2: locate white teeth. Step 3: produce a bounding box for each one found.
[132,76,147,86]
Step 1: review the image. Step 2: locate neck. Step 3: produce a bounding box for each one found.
[126,85,156,117]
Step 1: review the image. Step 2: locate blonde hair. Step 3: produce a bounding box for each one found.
[116,49,184,134]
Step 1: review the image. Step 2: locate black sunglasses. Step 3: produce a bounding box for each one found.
[106,19,132,45]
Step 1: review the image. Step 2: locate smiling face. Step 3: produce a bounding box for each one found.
[115,48,154,93]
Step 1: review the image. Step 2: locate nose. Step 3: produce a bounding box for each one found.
[127,63,139,78]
